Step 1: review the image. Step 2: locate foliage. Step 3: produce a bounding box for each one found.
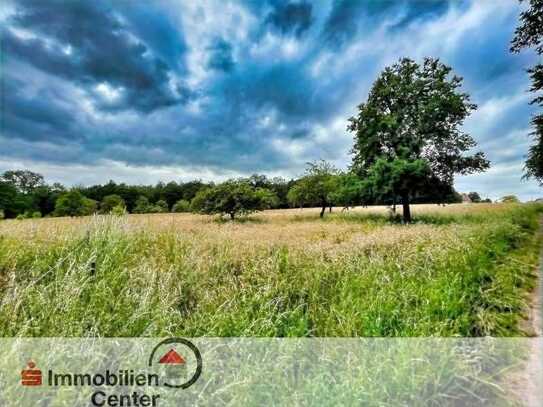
[110,205,127,216]
[100,194,126,214]
[468,192,482,203]
[349,57,490,222]
[54,190,96,217]
[192,179,278,219]
[1,170,45,193]
[153,200,169,213]
[511,0,543,184]
[501,195,520,203]
[0,167,473,218]
[133,196,152,214]
[288,161,339,218]
[329,173,368,209]
[172,199,191,213]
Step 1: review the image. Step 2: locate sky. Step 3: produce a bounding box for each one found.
[0,0,541,201]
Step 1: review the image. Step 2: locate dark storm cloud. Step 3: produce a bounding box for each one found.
[321,0,457,47]
[265,1,314,37]
[206,38,235,72]
[4,0,186,113]
[1,75,78,142]
[0,0,539,198]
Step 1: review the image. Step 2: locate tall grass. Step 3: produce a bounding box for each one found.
[0,203,541,337]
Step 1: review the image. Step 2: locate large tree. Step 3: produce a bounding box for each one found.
[511,0,543,184]
[1,170,45,194]
[349,57,489,222]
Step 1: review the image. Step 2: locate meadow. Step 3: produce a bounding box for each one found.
[0,203,541,337]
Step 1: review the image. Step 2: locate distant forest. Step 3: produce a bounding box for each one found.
[0,168,489,220]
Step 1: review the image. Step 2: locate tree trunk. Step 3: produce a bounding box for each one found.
[392,196,397,214]
[320,205,325,218]
[230,212,235,220]
[329,205,332,213]
[401,193,411,223]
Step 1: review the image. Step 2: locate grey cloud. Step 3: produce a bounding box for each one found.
[266,1,314,37]
[5,0,186,113]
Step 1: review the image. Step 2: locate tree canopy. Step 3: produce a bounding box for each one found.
[349,57,490,222]
[54,190,96,217]
[192,179,278,220]
[511,0,543,184]
[1,170,45,194]
[288,161,339,218]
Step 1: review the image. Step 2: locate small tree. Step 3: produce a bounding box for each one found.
[172,199,191,213]
[100,194,126,214]
[192,179,277,220]
[468,192,482,203]
[349,57,489,222]
[288,161,339,218]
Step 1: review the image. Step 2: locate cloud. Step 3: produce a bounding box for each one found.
[3,0,188,113]
[265,1,314,37]
[0,0,541,200]
[206,38,235,72]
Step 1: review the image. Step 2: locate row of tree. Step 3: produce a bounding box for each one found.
[1,165,493,221]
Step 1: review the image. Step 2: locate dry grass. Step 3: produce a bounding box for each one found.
[0,203,541,337]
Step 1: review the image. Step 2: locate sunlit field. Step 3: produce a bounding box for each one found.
[0,203,541,337]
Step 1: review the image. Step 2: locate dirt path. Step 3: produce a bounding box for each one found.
[508,224,543,406]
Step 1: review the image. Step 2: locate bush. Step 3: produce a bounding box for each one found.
[172,199,191,213]
[100,194,126,214]
[501,195,520,203]
[111,205,127,216]
[153,200,169,213]
[53,191,97,217]
[133,196,151,214]
[31,211,42,218]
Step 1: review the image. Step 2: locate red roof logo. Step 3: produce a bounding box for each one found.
[159,349,186,365]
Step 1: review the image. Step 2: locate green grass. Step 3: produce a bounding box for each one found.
[0,204,541,337]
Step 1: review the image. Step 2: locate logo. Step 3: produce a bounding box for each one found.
[148,338,202,389]
[21,360,42,386]
[19,338,202,405]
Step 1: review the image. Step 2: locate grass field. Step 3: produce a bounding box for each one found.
[0,203,541,337]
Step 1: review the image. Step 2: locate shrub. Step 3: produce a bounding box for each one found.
[172,199,191,213]
[31,211,42,218]
[501,195,520,203]
[100,194,126,214]
[111,205,127,216]
[53,191,97,217]
[133,196,151,214]
[153,200,169,213]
